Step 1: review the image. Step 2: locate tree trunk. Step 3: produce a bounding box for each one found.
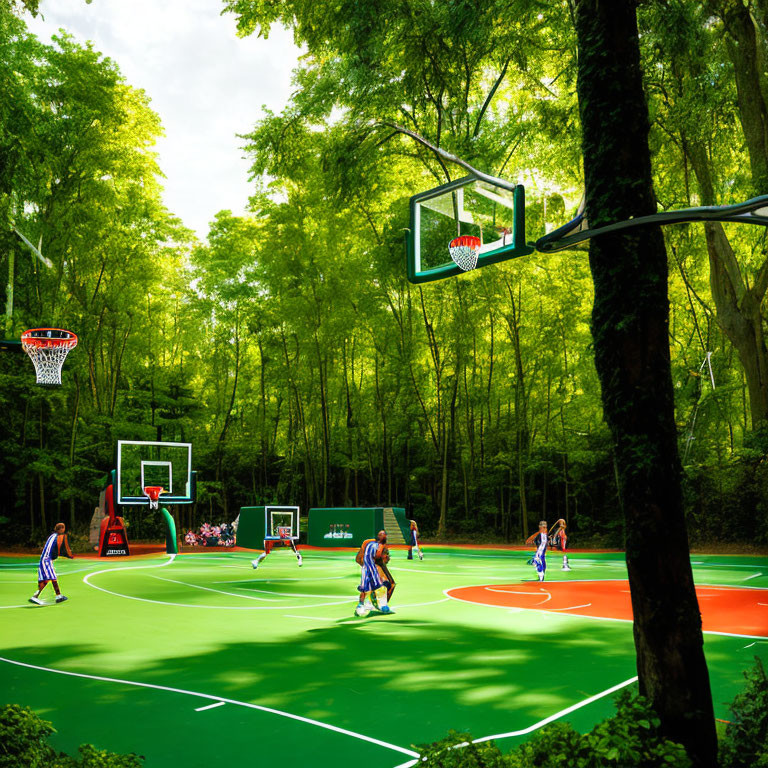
[683,141,768,429]
[574,2,717,765]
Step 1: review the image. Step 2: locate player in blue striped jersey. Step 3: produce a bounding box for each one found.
[29,522,74,605]
[354,530,396,616]
[525,521,549,582]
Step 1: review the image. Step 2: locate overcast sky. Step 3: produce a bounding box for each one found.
[25,0,302,238]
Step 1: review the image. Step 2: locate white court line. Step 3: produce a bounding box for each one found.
[246,588,354,599]
[334,598,450,621]
[195,701,225,712]
[213,575,348,584]
[396,597,451,609]
[149,575,282,602]
[83,560,355,611]
[390,567,525,579]
[0,566,110,579]
[392,676,639,768]
[548,603,592,611]
[485,587,552,606]
[0,604,35,609]
[0,656,418,759]
[742,573,762,581]
[473,675,638,743]
[443,586,768,640]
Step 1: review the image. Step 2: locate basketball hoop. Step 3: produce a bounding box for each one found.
[448,235,481,272]
[143,486,165,510]
[21,328,78,386]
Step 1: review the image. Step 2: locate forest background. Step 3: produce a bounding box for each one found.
[2,0,768,549]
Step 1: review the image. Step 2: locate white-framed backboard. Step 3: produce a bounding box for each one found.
[264,506,299,541]
[116,440,193,505]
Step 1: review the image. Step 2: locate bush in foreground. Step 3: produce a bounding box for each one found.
[417,690,691,767]
[719,657,768,768]
[0,705,143,768]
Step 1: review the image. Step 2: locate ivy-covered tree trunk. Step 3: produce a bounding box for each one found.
[573,2,717,766]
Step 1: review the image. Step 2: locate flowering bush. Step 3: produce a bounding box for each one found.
[184,522,235,547]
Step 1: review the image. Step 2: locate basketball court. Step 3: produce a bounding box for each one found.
[1,548,765,766]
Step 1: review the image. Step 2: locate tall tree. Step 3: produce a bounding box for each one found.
[574,1,717,765]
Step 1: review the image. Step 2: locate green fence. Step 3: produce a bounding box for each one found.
[236,506,266,550]
[308,507,409,547]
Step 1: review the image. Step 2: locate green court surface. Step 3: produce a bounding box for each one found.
[1,548,766,767]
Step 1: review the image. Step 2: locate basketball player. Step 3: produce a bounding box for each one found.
[525,520,549,582]
[550,518,571,571]
[29,523,74,605]
[355,530,396,616]
[407,518,423,560]
[252,532,302,569]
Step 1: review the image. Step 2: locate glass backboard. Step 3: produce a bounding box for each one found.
[265,506,300,541]
[116,440,194,505]
[407,175,535,284]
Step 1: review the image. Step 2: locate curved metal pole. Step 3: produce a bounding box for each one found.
[378,122,520,193]
[536,195,768,252]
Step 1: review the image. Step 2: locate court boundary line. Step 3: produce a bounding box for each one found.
[0,656,419,759]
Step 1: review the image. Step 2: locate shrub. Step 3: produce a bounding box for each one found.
[0,704,56,768]
[719,657,768,768]
[0,705,143,768]
[53,744,144,768]
[508,690,690,767]
[416,730,508,767]
[415,690,691,767]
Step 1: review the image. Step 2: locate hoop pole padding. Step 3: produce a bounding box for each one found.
[160,507,178,555]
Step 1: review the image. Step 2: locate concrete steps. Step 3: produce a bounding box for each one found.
[383,507,406,544]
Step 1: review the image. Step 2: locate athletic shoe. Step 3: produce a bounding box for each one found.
[562,566,571,571]
[418,552,423,560]
[297,554,303,567]
[28,596,43,605]
[55,595,68,603]
[251,559,259,569]
[379,606,395,615]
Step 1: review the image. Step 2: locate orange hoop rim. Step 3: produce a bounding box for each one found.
[21,328,78,349]
[449,235,482,250]
[143,485,166,502]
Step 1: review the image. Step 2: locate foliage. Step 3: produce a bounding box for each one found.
[719,657,768,768]
[0,705,143,768]
[0,704,56,768]
[416,730,508,767]
[507,690,691,768]
[415,690,691,767]
[1,0,768,549]
[54,744,143,768]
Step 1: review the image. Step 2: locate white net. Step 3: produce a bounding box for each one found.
[22,339,77,386]
[448,236,481,272]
